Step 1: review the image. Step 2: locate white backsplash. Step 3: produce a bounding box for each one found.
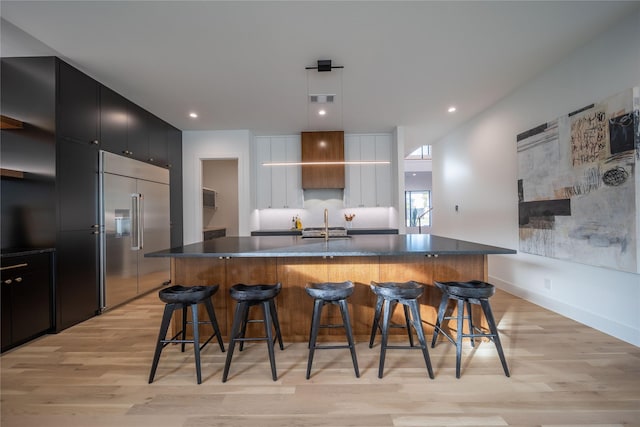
[255,205,397,230]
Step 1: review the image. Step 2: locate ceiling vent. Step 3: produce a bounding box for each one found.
[309,94,335,103]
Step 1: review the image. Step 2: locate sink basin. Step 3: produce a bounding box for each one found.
[301,227,349,238]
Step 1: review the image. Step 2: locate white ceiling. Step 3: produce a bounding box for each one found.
[1,1,638,154]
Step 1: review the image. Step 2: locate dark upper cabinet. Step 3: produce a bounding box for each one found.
[1,252,53,352]
[57,139,99,232]
[100,85,171,167]
[57,60,100,146]
[99,85,129,156]
[168,126,183,248]
[148,114,169,167]
[126,102,150,163]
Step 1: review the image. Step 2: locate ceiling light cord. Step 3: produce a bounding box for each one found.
[306,71,310,130]
[340,69,344,130]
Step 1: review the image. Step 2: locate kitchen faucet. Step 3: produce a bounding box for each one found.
[323,208,329,242]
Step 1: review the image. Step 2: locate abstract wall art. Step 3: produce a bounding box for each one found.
[517,87,639,273]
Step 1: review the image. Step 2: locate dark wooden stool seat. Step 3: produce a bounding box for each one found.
[305,281,359,379]
[148,285,225,384]
[369,281,434,379]
[431,280,510,378]
[222,283,284,382]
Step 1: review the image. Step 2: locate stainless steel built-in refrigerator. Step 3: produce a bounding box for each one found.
[99,151,170,311]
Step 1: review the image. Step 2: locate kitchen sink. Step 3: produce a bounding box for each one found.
[301,227,350,239]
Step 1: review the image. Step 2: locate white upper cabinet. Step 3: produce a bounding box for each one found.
[344,134,392,207]
[254,135,302,209]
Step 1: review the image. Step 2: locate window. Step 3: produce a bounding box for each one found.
[405,190,431,227]
[405,145,431,160]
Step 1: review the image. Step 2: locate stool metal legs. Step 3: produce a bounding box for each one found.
[378,298,434,379]
[432,293,510,378]
[149,298,225,384]
[306,298,359,379]
[238,300,284,352]
[369,296,414,348]
[223,299,282,382]
[480,299,510,377]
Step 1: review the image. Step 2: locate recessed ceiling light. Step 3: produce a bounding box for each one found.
[448,106,457,113]
[318,109,326,116]
[189,112,198,118]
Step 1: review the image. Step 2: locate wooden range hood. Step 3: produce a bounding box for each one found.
[301,130,344,189]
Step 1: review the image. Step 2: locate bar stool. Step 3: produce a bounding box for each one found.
[369,281,434,379]
[222,283,284,382]
[431,280,510,378]
[305,281,359,379]
[148,284,225,384]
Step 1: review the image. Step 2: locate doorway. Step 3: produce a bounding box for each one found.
[201,159,239,237]
[404,145,432,234]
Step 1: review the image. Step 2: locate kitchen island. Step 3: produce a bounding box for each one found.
[147,234,515,342]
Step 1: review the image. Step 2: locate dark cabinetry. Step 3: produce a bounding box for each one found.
[100,85,172,167]
[1,56,182,339]
[99,85,129,156]
[1,251,53,352]
[55,231,99,330]
[125,102,150,162]
[204,228,226,240]
[168,126,183,248]
[55,139,99,330]
[99,86,148,162]
[148,113,169,167]
[55,62,101,329]
[57,140,99,231]
[57,61,100,146]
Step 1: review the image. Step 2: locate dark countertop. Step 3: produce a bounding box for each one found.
[147,234,516,258]
[1,248,55,258]
[250,228,399,236]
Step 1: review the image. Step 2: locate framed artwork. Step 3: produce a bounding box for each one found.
[517,87,639,273]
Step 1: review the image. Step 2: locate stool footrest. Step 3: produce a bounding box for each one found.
[384,344,420,350]
[313,344,353,350]
[318,323,347,329]
[232,336,271,342]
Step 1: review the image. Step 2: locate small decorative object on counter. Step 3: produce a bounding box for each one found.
[291,216,297,230]
[295,215,303,230]
[344,213,355,229]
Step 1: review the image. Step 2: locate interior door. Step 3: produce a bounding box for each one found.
[137,179,170,294]
[103,173,138,308]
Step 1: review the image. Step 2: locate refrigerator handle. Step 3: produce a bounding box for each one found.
[139,193,144,250]
[131,193,142,250]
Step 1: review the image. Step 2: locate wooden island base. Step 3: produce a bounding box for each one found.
[171,254,488,342]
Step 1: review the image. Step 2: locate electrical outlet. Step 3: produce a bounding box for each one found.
[543,278,552,290]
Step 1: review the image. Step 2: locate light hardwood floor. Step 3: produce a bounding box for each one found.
[2,288,639,427]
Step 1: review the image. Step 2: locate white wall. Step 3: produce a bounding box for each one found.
[432,10,640,346]
[182,130,252,243]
